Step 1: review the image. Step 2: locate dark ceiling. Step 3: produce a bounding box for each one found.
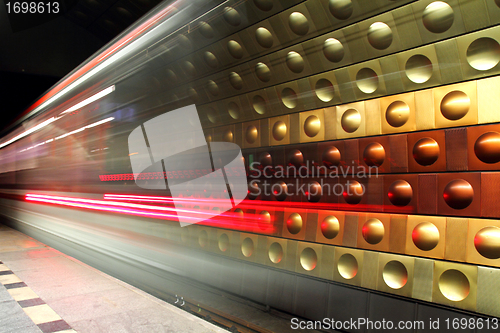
[0,0,163,131]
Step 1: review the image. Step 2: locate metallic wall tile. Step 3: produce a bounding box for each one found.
[278,3,319,43]
[333,247,364,287]
[478,76,500,124]
[477,266,500,317]
[320,245,335,281]
[406,215,446,259]
[361,250,379,290]
[389,134,409,173]
[342,212,360,247]
[407,130,446,173]
[237,232,260,263]
[397,44,442,93]
[445,128,469,171]
[435,38,464,83]
[242,120,261,149]
[283,208,307,240]
[486,0,500,23]
[435,81,477,129]
[316,210,345,246]
[377,253,414,298]
[358,11,402,59]
[216,229,234,256]
[285,239,298,272]
[304,0,336,33]
[308,72,342,109]
[269,115,290,146]
[432,261,477,312]
[336,102,366,139]
[307,30,353,74]
[418,174,438,215]
[467,124,500,171]
[364,99,382,137]
[347,59,387,101]
[392,4,422,49]
[459,0,490,31]
[389,214,407,254]
[275,81,304,114]
[304,210,318,242]
[295,241,323,277]
[265,236,288,269]
[334,67,357,103]
[289,112,300,144]
[323,106,337,140]
[415,89,435,130]
[358,136,392,174]
[445,217,470,261]
[467,218,500,267]
[480,173,500,218]
[357,213,391,252]
[379,55,405,95]
[275,43,314,83]
[413,258,434,302]
[342,24,369,64]
[247,19,283,54]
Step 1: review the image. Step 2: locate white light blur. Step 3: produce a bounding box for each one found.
[60,86,115,114]
[0,116,59,149]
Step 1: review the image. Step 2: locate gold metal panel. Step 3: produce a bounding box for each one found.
[336,102,365,139]
[467,218,500,267]
[323,106,337,140]
[434,81,478,129]
[237,232,260,262]
[357,11,402,58]
[347,59,387,100]
[299,109,325,143]
[316,210,345,246]
[265,236,288,269]
[269,115,290,146]
[282,208,308,240]
[361,250,379,290]
[333,247,364,287]
[310,30,353,73]
[412,258,434,302]
[380,92,416,134]
[247,88,278,119]
[456,25,500,81]
[377,253,414,298]
[247,55,283,89]
[247,19,282,54]
[477,266,500,317]
[216,230,234,257]
[432,261,477,312]
[295,242,322,278]
[364,99,381,137]
[357,213,390,252]
[276,81,304,114]
[308,72,341,109]
[278,3,318,42]
[198,102,222,128]
[213,125,236,144]
[445,217,470,262]
[320,245,335,281]
[389,214,407,254]
[275,44,313,82]
[396,44,442,93]
[242,120,261,149]
[219,33,251,65]
[406,215,446,259]
[477,75,500,124]
[415,89,435,130]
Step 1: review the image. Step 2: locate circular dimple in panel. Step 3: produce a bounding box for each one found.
[367,22,393,50]
[439,269,470,302]
[338,253,358,279]
[256,27,274,48]
[496,0,500,8]
[304,115,321,137]
[362,218,385,244]
[281,87,298,109]
[323,146,341,168]
[289,12,309,36]
[287,149,303,167]
[229,72,243,90]
[383,261,408,289]
[440,91,470,121]
[260,211,271,225]
[269,242,283,263]
[388,180,413,207]
[356,68,379,93]
[467,38,500,71]
[219,233,229,252]
[315,79,335,102]
[207,108,217,124]
[474,132,500,164]
[241,237,254,257]
[341,109,361,133]
[178,34,192,49]
[386,101,410,127]
[253,0,273,11]
[223,130,234,142]
[204,51,218,68]
[363,142,385,167]
[343,180,364,204]
[475,226,500,259]
[207,80,219,96]
[228,102,240,120]
[405,54,433,83]
[199,230,208,248]
[199,21,214,39]
[412,222,440,251]
[307,181,323,203]
[443,179,474,210]
[255,62,271,82]
[252,95,267,115]
[423,1,454,34]
[227,40,243,59]
[321,216,340,239]
[182,61,196,76]
[329,0,353,20]
[273,181,288,201]
[286,51,305,73]
[223,7,241,26]
[246,125,258,144]
[413,137,440,166]
[272,121,287,141]
[300,248,317,271]
[259,152,272,167]
[323,38,345,63]
[234,208,244,219]
[165,69,177,83]
[287,213,303,234]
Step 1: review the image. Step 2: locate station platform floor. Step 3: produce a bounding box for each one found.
[0,224,227,333]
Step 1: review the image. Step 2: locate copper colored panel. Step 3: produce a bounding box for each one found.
[358,136,391,174]
[377,253,414,298]
[480,173,500,218]
[389,134,408,173]
[317,141,345,175]
[316,210,345,246]
[304,211,318,242]
[432,261,477,312]
[445,128,468,171]
[438,173,480,217]
[342,212,360,248]
[383,175,418,214]
[333,247,364,287]
[445,217,469,262]
[467,123,500,171]
[343,139,360,168]
[357,214,390,252]
[406,215,446,259]
[407,130,446,173]
[282,209,307,240]
[467,218,500,267]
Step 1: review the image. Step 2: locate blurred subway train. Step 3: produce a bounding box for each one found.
[2,0,500,331]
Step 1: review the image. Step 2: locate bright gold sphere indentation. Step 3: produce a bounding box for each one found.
[300,248,317,271]
[323,38,345,63]
[439,269,470,302]
[383,261,408,289]
[286,51,304,73]
[443,179,474,210]
[328,0,353,20]
[281,87,297,109]
[405,54,433,83]
[362,218,385,244]
[218,233,229,252]
[269,242,283,263]
[256,27,273,48]
[315,79,335,102]
[341,109,361,133]
[467,38,500,71]
[252,95,267,115]
[288,12,309,36]
[413,137,440,166]
[440,90,470,121]
[322,146,341,168]
[367,22,393,50]
[386,101,410,127]
[272,120,287,141]
[255,62,271,82]
[304,115,321,137]
[423,1,454,34]
[412,222,440,251]
[474,132,500,164]
[338,253,358,279]
[246,125,258,144]
[241,237,254,257]
[363,142,385,167]
[356,68,379,94]
[321,216,340,239]
[286,213,303,234]
[207,108,217,124]
[227,102,240,120]
[260,210,271,223]
[227,40,243,59]
[223,130,234,143]
[229,72,243,90]
[474,226,500,259]
[388,180,413,207]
